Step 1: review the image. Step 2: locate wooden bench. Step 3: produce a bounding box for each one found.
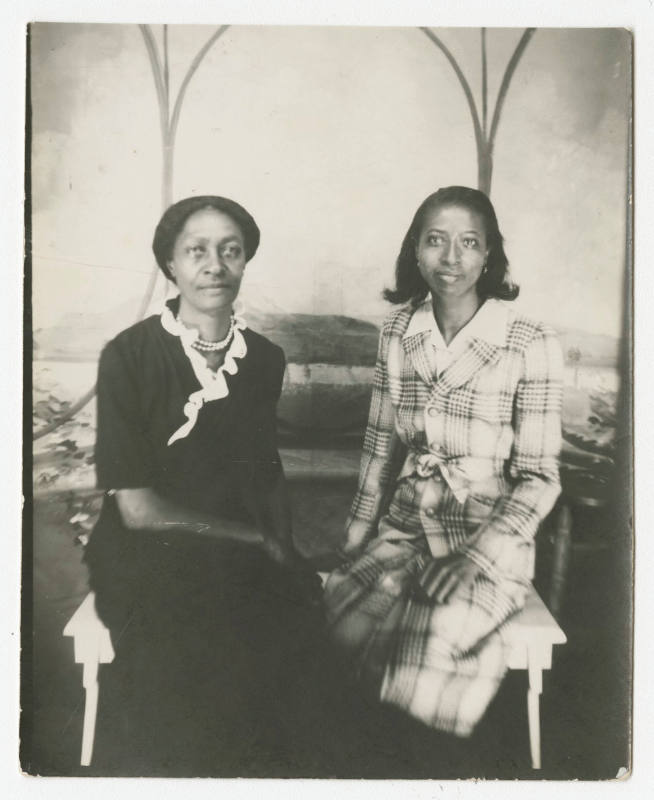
[64,584,565,770]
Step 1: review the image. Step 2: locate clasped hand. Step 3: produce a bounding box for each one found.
[414,553,481,604]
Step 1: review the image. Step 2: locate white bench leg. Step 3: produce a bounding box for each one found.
[64,592,116,768]
[80,660,100,767]
[81,680,99,767]
[527,653,543,769]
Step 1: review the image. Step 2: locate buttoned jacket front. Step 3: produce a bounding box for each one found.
[345,298,564,585]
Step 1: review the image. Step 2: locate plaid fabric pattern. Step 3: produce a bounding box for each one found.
[325,300,563,736]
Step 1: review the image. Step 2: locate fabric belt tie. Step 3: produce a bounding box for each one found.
[399,451,494,505]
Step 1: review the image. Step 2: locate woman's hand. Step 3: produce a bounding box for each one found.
[414,554,482,604]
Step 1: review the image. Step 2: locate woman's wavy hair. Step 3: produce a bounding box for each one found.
[383,186,519,305]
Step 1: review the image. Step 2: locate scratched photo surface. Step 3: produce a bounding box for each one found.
[25,23,632,778]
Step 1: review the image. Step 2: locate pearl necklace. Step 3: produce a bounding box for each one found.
[177,314,235,352]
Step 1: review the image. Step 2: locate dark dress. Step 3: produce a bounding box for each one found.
[84,306,347,776]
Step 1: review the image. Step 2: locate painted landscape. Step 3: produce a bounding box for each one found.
[34,308,621,502]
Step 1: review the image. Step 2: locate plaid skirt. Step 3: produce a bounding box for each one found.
[323,525,529,737]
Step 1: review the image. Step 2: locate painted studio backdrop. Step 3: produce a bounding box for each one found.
[27,23,631,776]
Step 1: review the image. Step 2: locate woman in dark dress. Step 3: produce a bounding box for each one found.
[84,196,345,776]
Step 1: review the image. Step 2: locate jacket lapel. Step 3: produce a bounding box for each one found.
[402,330,435,386]
[431,337,502,401]
[402,327,503,398]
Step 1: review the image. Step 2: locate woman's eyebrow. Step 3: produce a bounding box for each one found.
[183,231,243,246]
[425,228,482,235]
[183,234,241,244]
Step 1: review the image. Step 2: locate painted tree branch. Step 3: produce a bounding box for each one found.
[481,28,488,139]
[488,28,536,151]
[420,27,485,161]
[420,26,535,195]
[139,25,169,150]
[33,385,98,440]
[163,25,170,108]
[169,26,229,153]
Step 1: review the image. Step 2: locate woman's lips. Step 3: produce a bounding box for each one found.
[436,273,458,283]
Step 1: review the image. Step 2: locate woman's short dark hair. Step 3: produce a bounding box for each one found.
[152,195,261,279]
[384,186,519,305]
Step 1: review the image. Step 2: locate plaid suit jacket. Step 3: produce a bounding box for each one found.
[345,298,564,585]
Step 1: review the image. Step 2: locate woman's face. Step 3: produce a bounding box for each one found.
[167,207,246,315]
[415,204,489,304]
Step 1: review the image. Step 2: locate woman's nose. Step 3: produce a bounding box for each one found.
[441,240,460,265]
[204,248,226,273]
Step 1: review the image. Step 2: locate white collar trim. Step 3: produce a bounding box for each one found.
[161,300,248,445]
[403,297,509,349]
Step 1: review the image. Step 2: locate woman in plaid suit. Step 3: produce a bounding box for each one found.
[324,186,563,737]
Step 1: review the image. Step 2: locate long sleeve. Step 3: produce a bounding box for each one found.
[464,326,564,581]
[252,343,286,484]
[95,339,157,490]
[343,324,402,555]
[247,343,287,512]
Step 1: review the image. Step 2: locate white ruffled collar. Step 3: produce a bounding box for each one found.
[160,298,248,445]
